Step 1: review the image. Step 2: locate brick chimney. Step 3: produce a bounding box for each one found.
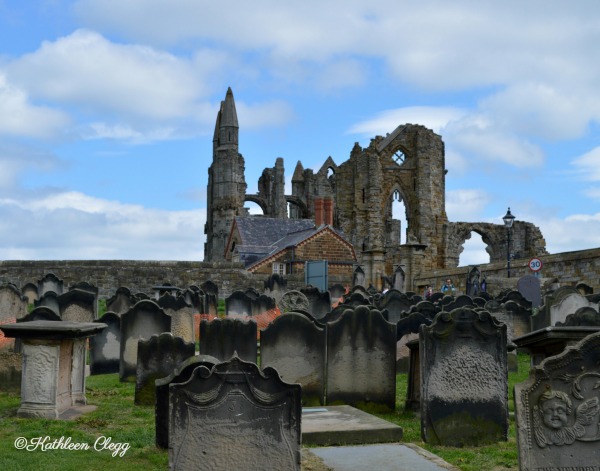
[314,198,324,226]
[323,197,333,226]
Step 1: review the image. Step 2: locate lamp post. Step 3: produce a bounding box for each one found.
[502,207,515,278]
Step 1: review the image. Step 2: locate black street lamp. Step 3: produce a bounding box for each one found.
[502,207,515,278]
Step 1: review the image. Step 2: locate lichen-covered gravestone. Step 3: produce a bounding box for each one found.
[514,331,600,471]
[420,308,508,446]
[169,355,301,471]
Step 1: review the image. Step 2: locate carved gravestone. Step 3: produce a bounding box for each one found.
[261,312,326,406]
[90,312,121,375]
[278,290,309,314]
[157,293,195,344]
[169,355,302,471]
[326,305,397,410]
[135,332,195,405]
[155,355,219,449]
[515,331,600,470]
[119,300,171,382]
[420,308,508,446]
[199,318,257,363]
[518,275,542,308]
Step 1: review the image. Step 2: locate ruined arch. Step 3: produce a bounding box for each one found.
[285,195,309,219]
[447,223,497,268]
[243,195,267,214]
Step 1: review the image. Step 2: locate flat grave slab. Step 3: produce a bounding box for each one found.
[302,405,403,446]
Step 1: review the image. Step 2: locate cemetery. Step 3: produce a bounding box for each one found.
[1,271,600,470]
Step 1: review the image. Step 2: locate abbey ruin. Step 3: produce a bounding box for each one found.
[204,88,547,290]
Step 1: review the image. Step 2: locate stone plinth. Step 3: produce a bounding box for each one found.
[514,326,600,366]
[0,320,106,419]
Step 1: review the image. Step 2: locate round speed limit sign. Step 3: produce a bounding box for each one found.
[528,257,543,272]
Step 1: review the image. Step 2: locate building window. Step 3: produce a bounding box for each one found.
[272,262,286,276]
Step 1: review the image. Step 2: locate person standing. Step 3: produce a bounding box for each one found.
[441,279,456,294]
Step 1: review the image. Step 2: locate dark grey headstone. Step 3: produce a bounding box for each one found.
[90,312,121,375]
[517,275,542,308]
[261,312,326,406]
[515,331,600,470]
[119,300,171,382]
[155,355,219,449]
[169,355,301,471]
[300,287,331,320]
[199,318,257,363]
[37,273,63,296]
[226,290,253,317]
[420,308,508,446]
[106,287,136,315]
[326,305,397,411]
[135,332,195,405]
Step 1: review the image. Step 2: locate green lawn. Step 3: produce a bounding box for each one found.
[0,353,531,471]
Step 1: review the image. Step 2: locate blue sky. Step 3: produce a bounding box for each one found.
[0,0,599,264]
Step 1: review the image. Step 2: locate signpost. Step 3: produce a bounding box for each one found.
[528,257,543,273]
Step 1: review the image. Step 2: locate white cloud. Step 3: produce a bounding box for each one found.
[572,147,600,182]
[446,189,491,221]
[347,106,466,136]
[536,212,600,255]
[236,100,294,130]
[0,190,206,260]
[0,144,63,192]
[0,73,69,137]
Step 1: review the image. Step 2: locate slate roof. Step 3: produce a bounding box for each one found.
[229,217,354,269]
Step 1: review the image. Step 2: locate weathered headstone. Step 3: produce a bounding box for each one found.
[225,290,253,317]
[135,332,195,405]
[155,355,219,449]
[90,312,121,375]
[200,280,218,316]
[420,308,508,446]
[38,273,63,296]
[261,312,326,405]
[58,288,96,322]
[326,305,396,411]
[199,318,257,363]
[34,291,60,315]
[300,286,331,320]
[119,300,171,382]
[515,331,600,470]
[106,287,136,315]
[157,293,195,344]
[169,355,302,471]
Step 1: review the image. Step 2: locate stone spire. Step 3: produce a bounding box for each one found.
[215,87,239,149]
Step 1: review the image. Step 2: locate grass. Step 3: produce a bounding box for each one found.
[0,354,532,471]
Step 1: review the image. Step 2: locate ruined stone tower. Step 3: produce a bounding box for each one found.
[204,88,247,262]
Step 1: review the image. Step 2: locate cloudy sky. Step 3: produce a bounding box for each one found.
[0,0,599,265]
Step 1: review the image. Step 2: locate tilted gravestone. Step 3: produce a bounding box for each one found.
[261,312,326,406]
[135,332,195,405]
[326,305,397,411]
[420,308,508,446]
[514,331,600,471]
[90,312,121,375]
[199,318,257,363]
[119,300,171,382]
[169,355,302,471]
[155,354,219,449]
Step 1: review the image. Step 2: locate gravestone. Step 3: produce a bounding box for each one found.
[19,306,61,322]
[264,274,287,302]
[155,355,219,449]
[300,287,331,320]
[38,273,63,296]
[21,283,38,304]
[135,332,195,405]
[169,355,302,471]
[377,290,413,324]
[225,290,253,317]
[251,294,276,316]
[199,318,257,363]
[106,287,136,315]
[119,300,171,382]
[69,281,99,317]
[261,312,326,405]
[420,308,508,446]
[514,331,600,470]
[326,305,396,411]
[90,312,121,375]
[34,292,60,315]
[517,275,542,308]
[328,283,346,305]
[200,280,218,316]
[278,290,309,314]
[556,307,600,326]
[157,293,195,344]
[58,288,96,322]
